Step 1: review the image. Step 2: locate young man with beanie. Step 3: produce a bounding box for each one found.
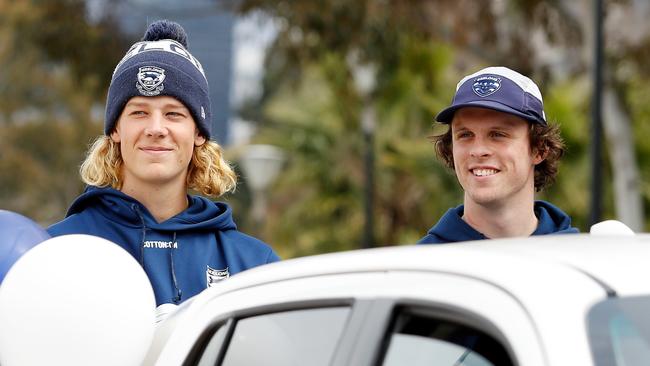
[418,66,578,244]
[48,20,280,305]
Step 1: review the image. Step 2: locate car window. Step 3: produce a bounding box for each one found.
[218,307,351,366]
[588,296,650,366]
[380,308,514,366]
[196,323,229,366]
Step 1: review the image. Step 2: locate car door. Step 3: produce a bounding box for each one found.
[156,271,545,366]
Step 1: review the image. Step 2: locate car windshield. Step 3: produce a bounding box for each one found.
[588,295,650,366]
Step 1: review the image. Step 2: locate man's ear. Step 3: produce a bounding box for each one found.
[194,133,206,147]
[110,130,121,143]
[533,147,547,165]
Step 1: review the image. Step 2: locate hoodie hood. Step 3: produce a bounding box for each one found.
[418,200,578,244]
[419,205,485,243]
[50,185,279,306]
[531,200,579,235]
[67,186,236,232]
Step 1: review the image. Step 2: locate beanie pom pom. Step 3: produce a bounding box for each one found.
[142,19,188,48]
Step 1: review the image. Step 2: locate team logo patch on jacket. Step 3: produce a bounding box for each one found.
[206,265,229,288]
[136,66,166,96]
[473,76,501,97]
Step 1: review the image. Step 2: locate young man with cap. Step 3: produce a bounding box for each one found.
[48,20,280,305]
[418,66,578,244]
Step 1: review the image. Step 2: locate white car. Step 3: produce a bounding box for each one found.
[145,234,650,366]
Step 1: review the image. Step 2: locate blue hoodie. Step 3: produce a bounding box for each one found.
[417,200,579,244]
[48,186,280,305]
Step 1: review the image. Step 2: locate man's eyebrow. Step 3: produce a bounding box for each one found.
[452,125,470,132]
[163,103,188,110]
[124,101,149,108]
[489,122,520,131]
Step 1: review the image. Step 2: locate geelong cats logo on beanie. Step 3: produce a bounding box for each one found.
[136,66,166,96]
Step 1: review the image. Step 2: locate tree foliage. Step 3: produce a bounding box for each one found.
[0,0,129,224]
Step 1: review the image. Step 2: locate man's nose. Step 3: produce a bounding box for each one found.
[469,137,492,158]
[144,112,167,137]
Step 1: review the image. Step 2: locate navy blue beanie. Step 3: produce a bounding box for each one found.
[105,20,212,139]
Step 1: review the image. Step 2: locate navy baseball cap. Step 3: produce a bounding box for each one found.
[436,66,547,125]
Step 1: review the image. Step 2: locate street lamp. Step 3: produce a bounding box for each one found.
[347,51,377,249]
[238,144,285,235]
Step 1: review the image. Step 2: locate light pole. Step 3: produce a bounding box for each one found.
[238,144,285,236]
[348,52,377,249]
[590,0,604,227]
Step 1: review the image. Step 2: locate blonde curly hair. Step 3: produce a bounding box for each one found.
[80,136,236,197]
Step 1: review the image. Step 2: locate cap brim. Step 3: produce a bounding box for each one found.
[435,100,546,125]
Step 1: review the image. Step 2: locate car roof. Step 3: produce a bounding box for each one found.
[217,234,650,299]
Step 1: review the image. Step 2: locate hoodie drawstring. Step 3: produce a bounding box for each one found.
[132,204,147,267]
[132,204,182,304]
[170,231,182,304]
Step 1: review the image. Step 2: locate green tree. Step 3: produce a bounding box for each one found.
[251,42,459,257]
[0,0,129,224]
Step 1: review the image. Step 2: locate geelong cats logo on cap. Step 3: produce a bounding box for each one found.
[472,75,501,97]
[136,66,166,96]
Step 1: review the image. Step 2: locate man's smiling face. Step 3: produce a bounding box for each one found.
[110,96,205,191]
[451,107,544,208]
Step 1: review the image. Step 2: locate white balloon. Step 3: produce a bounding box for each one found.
[0,234,156,366]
